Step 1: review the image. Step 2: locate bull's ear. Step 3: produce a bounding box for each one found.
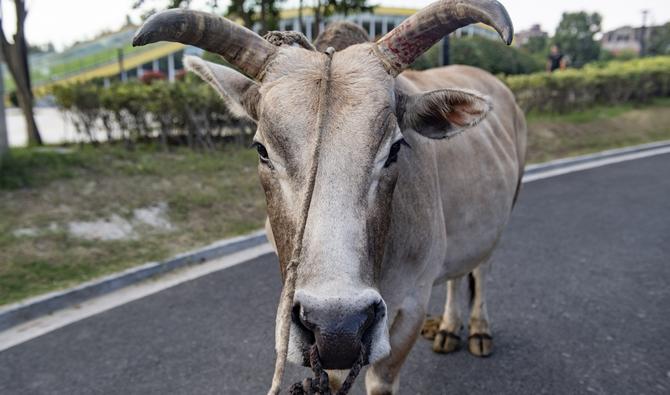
[184,55,260,121]
[401,88,491,139]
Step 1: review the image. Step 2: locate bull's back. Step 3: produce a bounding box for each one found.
[401,65,527,278]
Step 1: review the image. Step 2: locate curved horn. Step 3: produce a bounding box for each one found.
[133,9,277,80]
[375,0,514,76]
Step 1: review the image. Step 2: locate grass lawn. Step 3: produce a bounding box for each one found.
[525,98,670,163]
[0,144,266,306]
[1,100,669,306]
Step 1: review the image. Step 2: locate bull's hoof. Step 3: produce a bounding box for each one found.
[432,330,461,354]
[421,316,441,340]
[468,333,493,357]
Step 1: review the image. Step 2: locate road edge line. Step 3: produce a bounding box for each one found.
[523,142,670,183]
[0,230,268,332]
[0,244,275,352]
[523,140,670,182]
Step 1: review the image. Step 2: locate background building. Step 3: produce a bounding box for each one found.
[601,25,658,55]
[3,6,503,96]
[275,7,500,41]
[514,24,548,48]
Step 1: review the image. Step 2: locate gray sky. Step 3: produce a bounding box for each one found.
[2,0,669,50]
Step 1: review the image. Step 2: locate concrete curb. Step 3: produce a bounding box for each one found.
[0,230,267,332]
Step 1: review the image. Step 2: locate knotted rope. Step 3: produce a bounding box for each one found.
[288,344,366,395]
[269,46,363,395]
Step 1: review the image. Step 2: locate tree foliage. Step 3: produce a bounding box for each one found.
[523,35,549,55]
[412,36,543,75]
[132,0,220,20]
[553,12,602,68]
[649,22,670,56]
[306,0,372,36]
[226,0,287,33]
[327,0,372,17]
[451,36,544,75]
[132,0,191,9]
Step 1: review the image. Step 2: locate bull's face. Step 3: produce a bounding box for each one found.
[133,0,513,371]
[253,47,400,369]
[186,45,493,369]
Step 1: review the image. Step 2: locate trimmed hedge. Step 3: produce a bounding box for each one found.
[503,56,670,113]
[412,36,544,75]
[450,36,544,75]
[52,79,249,149]
[52,56,670,145]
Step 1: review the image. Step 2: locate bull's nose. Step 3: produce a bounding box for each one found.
[292,300,380,369]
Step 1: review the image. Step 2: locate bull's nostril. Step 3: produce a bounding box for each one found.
[361,303,376,334]
[292,303,315,344]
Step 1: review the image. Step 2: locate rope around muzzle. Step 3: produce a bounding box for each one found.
[268,47,366,394]
[288,344,367,395]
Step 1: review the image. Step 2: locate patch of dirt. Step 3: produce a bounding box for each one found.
[66,202,174,241]
[68,214,136,241]
[12,228,39,237]
[132,202,174,231]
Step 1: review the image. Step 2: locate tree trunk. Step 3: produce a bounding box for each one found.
[0,0,42,146]
[13,79,40,144]
[0,53,8,160]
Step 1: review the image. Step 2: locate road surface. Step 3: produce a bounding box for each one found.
[1,154,669,394]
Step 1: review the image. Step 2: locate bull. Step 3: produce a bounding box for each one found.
[133,0,526,393]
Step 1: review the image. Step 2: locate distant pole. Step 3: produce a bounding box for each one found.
[440,36,450,66]
[0,57,9,160]
[640,9,649,57]
[117,48,127,82]
[167,52,175,82]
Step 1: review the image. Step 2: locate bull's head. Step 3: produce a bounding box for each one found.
[134,0,512,371]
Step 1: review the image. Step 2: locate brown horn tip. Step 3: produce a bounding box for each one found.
[480,0,514,45]
[132,9,191,47]
[376,0,515,75]
[132,30,155,47]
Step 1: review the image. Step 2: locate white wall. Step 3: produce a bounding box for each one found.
[6,107,103,147]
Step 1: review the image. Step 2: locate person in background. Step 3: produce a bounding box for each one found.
[547,44,568,72]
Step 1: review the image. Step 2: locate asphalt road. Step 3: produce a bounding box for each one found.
[2,154,669,395]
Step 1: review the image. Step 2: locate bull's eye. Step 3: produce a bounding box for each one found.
[384,139,408,168]
[252,142,270,164]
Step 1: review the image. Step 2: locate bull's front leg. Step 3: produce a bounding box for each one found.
[467,264,493,357]
[365,294,427,395]
[424,262,494,357]
[430,277,464,353]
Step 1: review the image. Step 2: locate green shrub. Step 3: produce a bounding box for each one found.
[412,36,544,75]
[8,90,19,107]
[503,56,670,113]
[52,79,248,149]
[52,83,104,142]
[450,36,544,75]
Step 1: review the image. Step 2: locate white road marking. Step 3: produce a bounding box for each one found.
[0,244,274,352]
[523,145,670,183]
[2,142,669,351]
[524,140,670,172]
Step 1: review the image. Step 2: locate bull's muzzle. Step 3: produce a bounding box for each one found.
[292,291,386,370]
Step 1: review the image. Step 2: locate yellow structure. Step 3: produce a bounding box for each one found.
[35,42,184,95]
